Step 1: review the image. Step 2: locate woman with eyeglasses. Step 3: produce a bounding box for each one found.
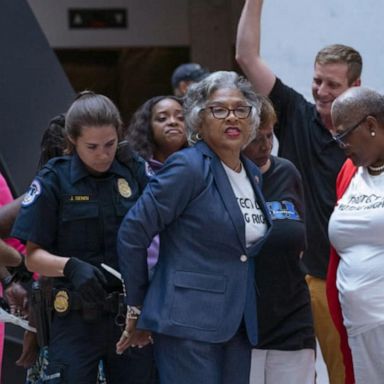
[327,87,384,384]
[116,71,272,384]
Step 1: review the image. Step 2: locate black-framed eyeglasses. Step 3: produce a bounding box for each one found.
[332,115,369,148]
[202,106,253,120]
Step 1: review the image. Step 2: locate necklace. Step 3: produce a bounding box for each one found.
[222,160,242,172]
[368,163,384,172]
[234,161,242,172]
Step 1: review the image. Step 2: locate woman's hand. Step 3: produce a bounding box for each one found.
[4,281,28,317]
[116,318,153,355]
[16,330,39,368]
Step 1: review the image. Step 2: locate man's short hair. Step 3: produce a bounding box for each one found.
[315,44,362,85]
[171,63,209,89]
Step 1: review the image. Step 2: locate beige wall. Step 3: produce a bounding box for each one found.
[27,0,241,49]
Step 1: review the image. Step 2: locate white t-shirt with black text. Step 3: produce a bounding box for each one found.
[329,167,384,336]
[222,162,267,248]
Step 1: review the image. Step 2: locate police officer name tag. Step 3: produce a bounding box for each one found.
[69,195,90,201]
[117,178,131,198]
[22,180,42,206]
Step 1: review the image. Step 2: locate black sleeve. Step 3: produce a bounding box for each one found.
[129,154,149,193]
[269,78,309,140]
[285,160,307,248]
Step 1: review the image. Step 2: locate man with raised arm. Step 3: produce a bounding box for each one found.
[236,1,362,383]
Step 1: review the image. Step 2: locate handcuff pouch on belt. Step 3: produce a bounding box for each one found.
[31,280,53,347]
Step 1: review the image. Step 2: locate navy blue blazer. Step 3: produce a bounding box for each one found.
[117,141,272,345]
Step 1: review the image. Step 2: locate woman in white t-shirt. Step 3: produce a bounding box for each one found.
[328,87,384,384]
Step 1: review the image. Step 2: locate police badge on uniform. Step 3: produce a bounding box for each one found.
[53,289,70,315]
[22,180,42,206]
[117,178,132,198]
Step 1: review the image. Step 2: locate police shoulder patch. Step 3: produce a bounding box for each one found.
[22,180,42,206]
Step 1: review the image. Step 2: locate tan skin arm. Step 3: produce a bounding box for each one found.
[26,241,68,276]
[236,0,276,96]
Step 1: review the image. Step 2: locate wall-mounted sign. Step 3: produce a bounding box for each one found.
[69,9,127,29]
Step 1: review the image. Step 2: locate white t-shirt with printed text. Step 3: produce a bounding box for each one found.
[328,167,384,336]
[222,162,267,248]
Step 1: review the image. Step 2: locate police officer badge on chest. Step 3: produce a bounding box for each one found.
[53,289,70,316]
[117,178,132,198]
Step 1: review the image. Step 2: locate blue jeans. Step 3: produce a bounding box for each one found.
[154,326,252,384]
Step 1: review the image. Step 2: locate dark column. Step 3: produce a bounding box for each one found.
[188,0,234,71]
[0,0,74,195]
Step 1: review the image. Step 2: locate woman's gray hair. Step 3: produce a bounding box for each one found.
[183,71,262,145]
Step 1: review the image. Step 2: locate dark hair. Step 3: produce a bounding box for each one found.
[38,114,66,169]
[171,63,209,89]
[125,95,183,160]
[65,91,123,153]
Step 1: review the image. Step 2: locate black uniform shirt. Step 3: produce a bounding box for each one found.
[12,153,148,290]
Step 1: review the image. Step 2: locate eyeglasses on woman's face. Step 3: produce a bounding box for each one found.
[202,105,252,120]
[332,115,369,148]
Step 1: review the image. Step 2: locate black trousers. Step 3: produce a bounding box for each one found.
[45,310,157,384]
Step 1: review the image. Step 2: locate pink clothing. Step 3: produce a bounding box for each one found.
[0,173,26,376]
[0,286,3,379]
[0,174,25,253]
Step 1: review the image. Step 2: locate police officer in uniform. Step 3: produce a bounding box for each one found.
[12,91,156,384]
